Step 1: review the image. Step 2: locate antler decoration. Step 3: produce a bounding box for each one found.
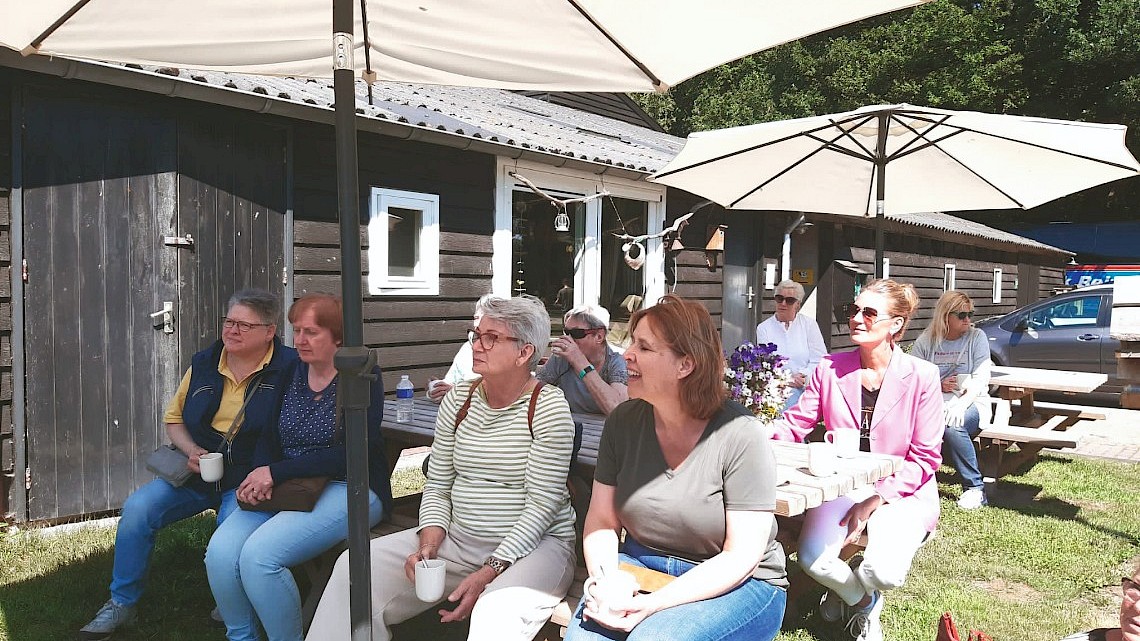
[509,171,610,211]
[611,212,694,270]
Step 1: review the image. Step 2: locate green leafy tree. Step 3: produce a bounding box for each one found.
[634,0,1139,221]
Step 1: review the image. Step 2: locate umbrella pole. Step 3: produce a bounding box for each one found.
[874,113,888,279]
[331,1,374,640]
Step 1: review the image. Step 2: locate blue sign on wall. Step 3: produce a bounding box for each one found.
[1065,265,1140,288]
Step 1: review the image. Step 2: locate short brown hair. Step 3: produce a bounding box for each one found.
[629,294,726,420]
[288,294,343,344]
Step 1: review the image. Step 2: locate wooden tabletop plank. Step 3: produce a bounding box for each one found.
[990,365,1107,394]
[383,399,903,517]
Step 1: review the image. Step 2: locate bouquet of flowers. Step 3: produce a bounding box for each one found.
[724,342,795,421]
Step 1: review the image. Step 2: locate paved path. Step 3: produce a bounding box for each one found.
[1045,403,1140,463]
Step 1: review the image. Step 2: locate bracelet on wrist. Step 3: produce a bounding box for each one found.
[578,364,596,380]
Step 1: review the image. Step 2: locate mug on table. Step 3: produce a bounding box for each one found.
[807,441,837,477]
[825,428,860,457]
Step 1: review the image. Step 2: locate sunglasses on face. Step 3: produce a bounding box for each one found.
[563,327,601,339]
[951,310,974,320]
[1124,576,1140,595]
[774,294,798,306]
[842,302,887,324]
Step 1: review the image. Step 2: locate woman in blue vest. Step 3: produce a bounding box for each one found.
[79,289,298,641]
[205,293,391,641]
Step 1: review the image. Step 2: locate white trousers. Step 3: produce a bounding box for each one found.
[305,525,576,641]
[796,487,929,606]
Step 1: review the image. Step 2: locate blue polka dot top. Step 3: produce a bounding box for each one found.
[278,362,339,459]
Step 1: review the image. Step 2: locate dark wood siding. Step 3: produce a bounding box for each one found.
[291,125,495,396]
[0,72,12,518]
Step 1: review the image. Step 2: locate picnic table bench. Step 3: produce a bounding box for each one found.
[978,366,1107,479]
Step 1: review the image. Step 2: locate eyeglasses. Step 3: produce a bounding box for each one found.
[222,317,271,333]
[774,295,799,306]
[1124,576,1140,595]
[951,310,974,320]
[842,303,892,325]
[467,328,523,350]
[563,327,600,340]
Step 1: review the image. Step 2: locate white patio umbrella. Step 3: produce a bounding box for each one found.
[1,3,933,637]
[652,103,1140,275]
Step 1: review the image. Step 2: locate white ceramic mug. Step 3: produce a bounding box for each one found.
[415,558,447,602]
[199,452,224,483]
[807,441,837,476]
[825,429,860,457]
[583,569,640,615]
[426,378,444,399]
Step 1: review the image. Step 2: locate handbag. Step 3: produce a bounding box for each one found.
[937,612,993,641]
[239,374,343,512]
[238,476,329,512]
[144,443,193,487]
[143,371,265,487]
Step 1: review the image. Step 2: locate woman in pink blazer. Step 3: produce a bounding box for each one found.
[770,279,943,641]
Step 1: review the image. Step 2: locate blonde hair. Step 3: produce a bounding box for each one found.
[921,290,974,345]
[862,279,920,343]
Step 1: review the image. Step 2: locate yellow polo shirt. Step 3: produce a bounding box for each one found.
[163,345,276,433]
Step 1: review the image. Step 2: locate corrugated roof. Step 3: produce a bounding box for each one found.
[142,64,683,173]
[890,211,1068,253]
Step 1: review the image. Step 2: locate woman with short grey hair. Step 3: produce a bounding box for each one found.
[307,294,577,641]
[755,279,826,414]
[538,303,629,415]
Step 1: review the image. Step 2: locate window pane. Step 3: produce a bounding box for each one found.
[601,197,648,323]
[388,206,421,277]
[511,191,582,322]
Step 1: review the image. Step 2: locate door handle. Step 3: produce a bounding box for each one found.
[1077,333,1099,341]
[150,301,175,334]
[744,286,755,310]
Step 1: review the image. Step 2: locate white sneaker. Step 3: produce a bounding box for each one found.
[819,589,850,623]
[957,487,988,510]
[845,590,884,641]
[78,600,137,640]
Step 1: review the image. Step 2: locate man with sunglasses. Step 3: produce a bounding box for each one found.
[756,280,827,414]
[536,304,628,415]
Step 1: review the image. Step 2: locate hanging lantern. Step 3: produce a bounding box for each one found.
[553,206,571,232]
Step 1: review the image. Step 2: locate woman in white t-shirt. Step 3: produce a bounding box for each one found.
[911,291,992,510]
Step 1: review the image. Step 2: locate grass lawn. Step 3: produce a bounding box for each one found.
[1,453,1137,641]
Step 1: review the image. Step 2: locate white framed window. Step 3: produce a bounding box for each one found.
[943,264,957,291]
[367,187,440,295]
[992,268,1002,303]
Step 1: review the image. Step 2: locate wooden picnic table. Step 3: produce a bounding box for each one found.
[980,365,1107,480]
[380,398,904,518]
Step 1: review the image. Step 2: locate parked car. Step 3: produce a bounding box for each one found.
[974,284,1119,396]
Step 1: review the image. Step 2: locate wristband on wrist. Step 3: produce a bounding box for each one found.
[578,364,596,380]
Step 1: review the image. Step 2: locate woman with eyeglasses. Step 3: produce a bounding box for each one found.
[755,279,827,413]
[306,295,577,641]
[770,279,943,641]
[537,304,629,415]
[79,289,299,640]
[205,294,390,641]
[912,290,992,510]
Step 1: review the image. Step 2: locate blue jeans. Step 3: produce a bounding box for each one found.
[565,538,785,641]
[942,404,983,489]
[205,481,384,641]
[780,387,805,416]
[110,478,237,606]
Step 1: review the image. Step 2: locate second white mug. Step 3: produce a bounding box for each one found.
[199,452,224,483]
[807,441,837,476]
[825,429,860,457]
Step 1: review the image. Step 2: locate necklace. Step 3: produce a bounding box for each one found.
[861,368,884,391]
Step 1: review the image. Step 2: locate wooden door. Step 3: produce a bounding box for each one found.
[720,212,762,351]
[19,88,286,521]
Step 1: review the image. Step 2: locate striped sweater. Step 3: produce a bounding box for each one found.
[420,380,577,562]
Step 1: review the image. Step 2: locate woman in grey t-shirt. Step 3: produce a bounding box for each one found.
[912,290,992,510]
[565,294,786,641]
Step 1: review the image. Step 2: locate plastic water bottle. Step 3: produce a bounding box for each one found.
[396,375,414,423]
